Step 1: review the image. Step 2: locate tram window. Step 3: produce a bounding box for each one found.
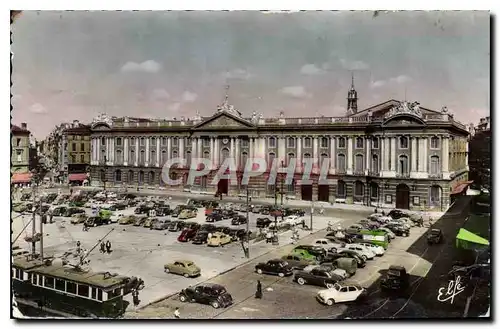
[77,284,89,298]
[44,277,55,288]
[12,269,14,278]
[97,289,103,301]
[16,269,23,280]
[55,279,66,291]
[91,288,97,299]
[108,288,121,300]
[32,274,37,285]
[66,282,77,294]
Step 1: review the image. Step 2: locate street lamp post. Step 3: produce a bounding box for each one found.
[103,156,107,191]
[310,200,314,231]
[245,187,250,258]
[280,160,284,206]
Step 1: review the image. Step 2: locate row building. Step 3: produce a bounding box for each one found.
[89,82,470,211]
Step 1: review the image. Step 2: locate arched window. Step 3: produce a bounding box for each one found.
[399,155,409,175]
[186,150,191,168]
[241,152,248,168]
[151,137,156,146]
[371,154,379,173]
[355,154,364,172]
[204,151,210,159]
[320,153,329,168]
[338,137,346,149]
[354,181,364,196]
[100,169,106,182]
[140,137,145,146]
[128,170,134,183]
[430,156,440,175]
[304,137,312,148]
[130,149,135,163]
[149,171,155,184]
[172,137,178,147]
[355,137,364,149]
[430,185,441,207]
[399,136,409,149]
[161,150,167,165]
[268,152,276,169]
[337,154,346,172]
[115,169,122,182]
[320,137,329,148]
[101,137,105,145]
[337,180,346,198]
[115,150,122,164]
[150,149,156,163]
[304,153,311,158]
[287,153,295,166]
[370,183,379,199]
[172,150,178,158]
[372,137,380,149]
[139,150,145,164]
[138,171,144,183]
[287,137,295,148]
[268,137,276,148]
[220,148,229,163]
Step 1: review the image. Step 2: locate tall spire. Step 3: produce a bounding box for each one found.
[351,71,355,90]
[224,84,230,104]
[347,73,358,115]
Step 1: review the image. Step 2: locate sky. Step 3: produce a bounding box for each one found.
[11,11,490,138]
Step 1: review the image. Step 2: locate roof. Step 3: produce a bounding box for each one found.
[349,99,442,118]
[26,262,129,289]
[11,125,30,134]
[11,173,32,184]
[451,181,474,195]
[456,228,489,246]
[12,256,45,270]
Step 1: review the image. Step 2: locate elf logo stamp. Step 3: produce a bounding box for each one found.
[437,276,466,304]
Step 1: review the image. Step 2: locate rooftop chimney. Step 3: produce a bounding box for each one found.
[21,123,27,130]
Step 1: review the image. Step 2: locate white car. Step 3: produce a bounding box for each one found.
[284,215,303,226]
[110,212,125,223]
[376,216,392,224]
[313,239,345,253]
[367,213,383,221]
[376,227,396,240]
[316,283,366,305]
[388,220,411,230]
[339,244,376,260]
[354,242,385,256]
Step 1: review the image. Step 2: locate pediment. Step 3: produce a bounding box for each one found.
[91,123,111,130]
[383,114,426,127]
[194,112,254,130]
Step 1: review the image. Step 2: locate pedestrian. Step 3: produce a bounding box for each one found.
[49,213,54,224]
[105,240,112,253]
[174,307,181,319]
[255,280,263,299]
[301,220,305,229]
[132,290,140,307]
[100,241,106,253]
[374,207,378,213]
[266,231,272,244]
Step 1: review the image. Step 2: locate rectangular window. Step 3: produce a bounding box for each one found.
[117,138,122,146]
[44,276,55,288]
[241,139,249,148]
[91,287,97,299]
[77,284,90,297]
[413,196,420,206]
[304,138,312,148]
[385,195,392,204]
[80,155,85,163]
[150,138,155,146]
[72,143,76,152]
[97,289,103,301]
[172,138,178,147]
[140,138,145,146]
[355,138,364,149]
[203,138,210,147]
[373,138,379,149]
[55,279,66,291]
[80,143,85,152]
[287,137,295,148]
[66,281,77,294]
[320,137,328,148]
[16,138,21,146]
[269,138,276,148]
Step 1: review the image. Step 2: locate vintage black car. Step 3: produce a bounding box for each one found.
[255,259,294,277]
[294,265,343,288]
[206,213,223,222]
[134,206,151,215]
[215,226,232,235]
[231,215,247,225]
[199,224,217,233]
[84,215,110,227]
[256,217,273,228]
[192,232,209,245]
[222,210,237,219]
[331,251,367,268]
[388,209,408,220]
[228,229,252,242]
[384,224,410,237]
[156,206,171,217]
[427,228,443,244]
[293,245,327,262]
[178,284,233,309]
[168,220,187,232]
[380,265,410,292]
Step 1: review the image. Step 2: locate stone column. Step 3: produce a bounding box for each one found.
[145,138,150,166]
[191,138,197,164]
[197,138,202,159]
[214,138,219,167]
[422,137,428,172]
[296,137,302,172]
[235,138,240,168]
[135,138,139,166]
[347,137,353,174]
[313,136,319,172]
[411,137,417,172]
[230,137,235,159]
[124,138,129,166]
[390,137,396,171]
[249,137,254,160]
[156,139,161,167]
[330,136,336,172]
[442,137,449,173]
[167,137,172,160]
[210,137,214,168]
[365,138,371,173]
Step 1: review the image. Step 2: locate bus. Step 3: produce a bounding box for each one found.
[357,229,389,249]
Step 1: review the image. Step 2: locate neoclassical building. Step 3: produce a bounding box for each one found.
[89,84,469,211]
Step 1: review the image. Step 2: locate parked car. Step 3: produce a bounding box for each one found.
[164,260,201,278]
[215,226,231,235]
[388,209,409,220]
[316,283,367,306]
[152,218,171,230]
[134,206,151,215]
[70,213,88,224]
[251,205,263,213]
[256,217,273,228]
[168,220,187,232]
[84,215,110,227]
[293,245,327,262]
[178,284,233,309]
[255,259,294,277]
[374,227,396,240]
[321,257,358,276]
[199,224,217,233]
[207,232,232,247]
[353,242,385,256]
[231,215,247,225]
[206,213,223,222]
[284,215,304,226]
[383,224,410,237]
[427,228,443,244]
[339,244,376,260]
[228,229,252,242]
[109,212,124,224]
[281,254,318,270]
[294,265,344,288]
[118,215,137,225]
[330,251,367,268]
[192,232,209,245]
[143,217,158,228]
[133,216,148,226]
[179,209,196,219]
[380,265,410,292]
[156,206,171,217]
[313,238,346,253]
[177,224,200,242]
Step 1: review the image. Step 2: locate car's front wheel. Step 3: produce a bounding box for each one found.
[326,298,335,306]
[179,294,187,302]
[184,273,190,278]
[164,268,170,273]
[256,268,263,274]
[211,301,220,309]
[278,272,285,277]
[297,277,306,285]
[325,282,334,289]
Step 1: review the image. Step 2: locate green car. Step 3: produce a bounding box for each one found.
[164,260,201,278]
[281,253,318,269]
[99,209,113,220]
[290,249,317,261]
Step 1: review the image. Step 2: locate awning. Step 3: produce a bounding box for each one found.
[11,173,32,184]
[456,228,489,250]
[68,173,88,181]
[450,180,474,195]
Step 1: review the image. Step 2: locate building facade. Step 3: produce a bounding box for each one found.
[468,116,491,188]
[11,123,31,174]
[89,87,469,211]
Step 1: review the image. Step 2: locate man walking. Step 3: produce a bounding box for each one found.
[174,307,181,319]
[255,280,263,299]
[105,240,112,254]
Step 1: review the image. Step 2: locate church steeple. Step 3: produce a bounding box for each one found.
[347,73,358,115]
